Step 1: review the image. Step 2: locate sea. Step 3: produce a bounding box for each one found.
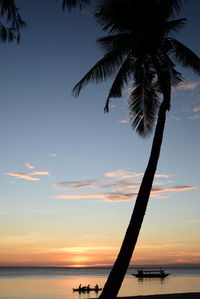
[0,266,200,299]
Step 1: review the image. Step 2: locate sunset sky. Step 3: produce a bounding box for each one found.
[0,0,200,267]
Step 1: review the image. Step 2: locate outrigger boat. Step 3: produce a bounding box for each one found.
[132,268,170,278]
[73,286,102,293]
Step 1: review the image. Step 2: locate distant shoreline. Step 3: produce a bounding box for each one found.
[0,264,200,268]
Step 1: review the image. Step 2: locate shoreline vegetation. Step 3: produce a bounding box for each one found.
[118,293,200,299]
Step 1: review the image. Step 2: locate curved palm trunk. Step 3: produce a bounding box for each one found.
[99,98,169,299]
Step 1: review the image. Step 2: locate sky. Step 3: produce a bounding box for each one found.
[0,0,200,268]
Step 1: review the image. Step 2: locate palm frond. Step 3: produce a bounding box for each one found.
[163,18,186,35]
[104,54,134,112]
[129,61,160,137]
[156,0,183,17]
[62,0,90,11]
[0,23,15,42]
[97,33,131,54]
[72,50,124,97]
[154,48,184,87]
[0,0,26,42]
[169,38,200,74]
[95,0,151,33]
[170,67,184,87]
[166,0,183,15]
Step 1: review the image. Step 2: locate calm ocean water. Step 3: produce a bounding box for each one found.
[0,267,200,299]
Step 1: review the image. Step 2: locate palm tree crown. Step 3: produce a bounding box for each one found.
[73,0,200,137]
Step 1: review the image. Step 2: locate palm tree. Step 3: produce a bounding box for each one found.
[72,0,200,298]
[61,0,91,11]
[0,0,26,42]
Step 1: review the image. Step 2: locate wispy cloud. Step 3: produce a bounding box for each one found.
[36,246,118,254]
[31,171,50,176]
[168,116,181,122]
[1,232,56,244]
[53,180,97,190]
[6,173,40,181]
[137,242,182,249]
[5,163,50,182]
[21,162,35,169]
[105,170,171,179]
[118,119,129,124]
[105,170,143,179]
[187,219,200,224]
[152,186,198,193]
[53,192,136,202]
[176,81,200,90]
[52,169,197,203]
[188,105,200,120]
[189,115,200,120]
[193,106,200,112]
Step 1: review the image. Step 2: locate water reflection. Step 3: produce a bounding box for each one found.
[137,277,166,284]
[0,268,199,299]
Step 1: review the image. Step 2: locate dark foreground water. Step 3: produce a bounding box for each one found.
[0,267,200,299]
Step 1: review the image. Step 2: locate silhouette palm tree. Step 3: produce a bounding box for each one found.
[72,0,200,298]
[62,0,91,11]
[0,0,26,42]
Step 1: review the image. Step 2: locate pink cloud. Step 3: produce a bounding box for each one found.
[151,186,198,195]
[31,171,50,176]
[22,162,35,169]
[53,180,96,190]
[52,170,196,203]
[5,170,50,182]
[53,185,197,202]
[154,174,172,178]
[118,120,129,124]
[189,115,200,120]
[105,170,143,179]
[177,81,200,90]
[193,106,200,112]
[6,173,40,181]
[53,192,136,202]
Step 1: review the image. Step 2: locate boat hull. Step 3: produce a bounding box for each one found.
[73,288,102,292]
[132,273,169,278]
[132,269,170,278]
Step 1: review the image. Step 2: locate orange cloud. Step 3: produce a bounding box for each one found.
[5,169,50,181]
[6,173,40,181]
[52,169,196,203]
[53,185,197,202]
[152,186,198,193]
[31,171,50,176]
[105,170,143,179]
[118,119,129,124]
[177,81,200,90]
[53,192,136,202]
[137,243,182,249]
